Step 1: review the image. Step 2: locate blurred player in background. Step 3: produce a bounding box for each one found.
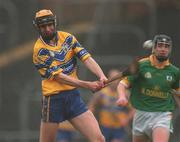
[89,69,134,142]
[56,121,76,142]
[116,34,180,142]
[32,9,107,142]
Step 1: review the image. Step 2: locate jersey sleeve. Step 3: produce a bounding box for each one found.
[72,36,91,62]
[120,75,136,88]
[33,47,63,80]
[120,61,140,88]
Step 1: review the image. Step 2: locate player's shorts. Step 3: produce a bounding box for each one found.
[133,109,173,138]
[101,126,126,141]
[41,89,88,123]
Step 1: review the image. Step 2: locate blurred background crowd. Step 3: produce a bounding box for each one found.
[0,0,180,142]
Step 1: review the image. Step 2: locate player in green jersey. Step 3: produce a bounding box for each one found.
[116,34,180,142]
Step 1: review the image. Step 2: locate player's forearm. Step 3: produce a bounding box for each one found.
[117,83,128,98]
[54,73,89,89]
[116,82,129,106]
[84,57,106,79]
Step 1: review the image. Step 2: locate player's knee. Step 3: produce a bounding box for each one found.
[99,134,105,142]
[100,135,105,142]
[94,133,105,142]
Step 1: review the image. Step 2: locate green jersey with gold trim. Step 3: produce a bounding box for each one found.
[122,55,180,112]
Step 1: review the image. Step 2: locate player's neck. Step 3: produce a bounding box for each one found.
[155,56,167,65]
[49,38,57,46]
[152,55,169,68]
[41,35,58,46]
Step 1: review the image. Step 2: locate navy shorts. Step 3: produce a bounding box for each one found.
[41,89,88,123]
[101,126,126,141]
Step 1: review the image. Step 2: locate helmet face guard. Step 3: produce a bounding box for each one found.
[153,34,172,48]
[33,15,57,27]
[152,34,172,62]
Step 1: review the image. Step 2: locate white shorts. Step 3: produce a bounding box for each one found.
[133,110,173,138]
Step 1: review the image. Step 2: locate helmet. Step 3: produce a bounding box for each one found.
[33,9,57,41]
[152,34,172,62]
[33,9,57,28]
[153,34,172,49]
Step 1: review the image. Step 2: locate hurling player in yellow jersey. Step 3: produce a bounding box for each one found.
[33,9,107,142]
[89,69,134,142]
[117,34,180,142]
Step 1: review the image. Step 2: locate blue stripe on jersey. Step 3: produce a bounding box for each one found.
[61,57,77,74]
[65,36,73,44]
[76,41,81,47]
[41,57,77,79]
[38,48,50,56]
[36,48,53,69]
[35,57,53,69]
[42,66,61,79]
[52,36,73,62]
[76,49,89,59]
[72,41,81,49]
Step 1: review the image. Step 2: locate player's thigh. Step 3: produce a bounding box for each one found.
[133,135,149,142]
[39,121,58,142]
[152,111,172,142]
[69,110,103,139]
[152,127,170,142]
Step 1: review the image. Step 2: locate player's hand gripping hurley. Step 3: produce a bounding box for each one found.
[104,58,139,86]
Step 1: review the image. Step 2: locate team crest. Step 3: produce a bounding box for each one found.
[62,44,69,53]
[144,72,152,78]
[166,75,172,81]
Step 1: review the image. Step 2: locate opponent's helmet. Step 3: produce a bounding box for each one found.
[152,34,172,62]
[33,9,57,28]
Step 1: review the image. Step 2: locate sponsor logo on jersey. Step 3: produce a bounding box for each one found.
[144,72,152,78]
[154,86,160,91]
[141,87,168,99]
[62,43,69,53]
[166,75,172,81]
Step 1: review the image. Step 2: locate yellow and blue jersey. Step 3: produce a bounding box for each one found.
[97,87,130,128]
[33,31,91,96]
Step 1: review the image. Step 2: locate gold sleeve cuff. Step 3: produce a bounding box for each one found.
[175,88,180,96]
[81,54,91,62]
[120,77,130,88]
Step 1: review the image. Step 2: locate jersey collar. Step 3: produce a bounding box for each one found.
[149,54,170,69]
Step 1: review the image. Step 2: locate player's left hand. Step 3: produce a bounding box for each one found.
[116,95,128,106]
